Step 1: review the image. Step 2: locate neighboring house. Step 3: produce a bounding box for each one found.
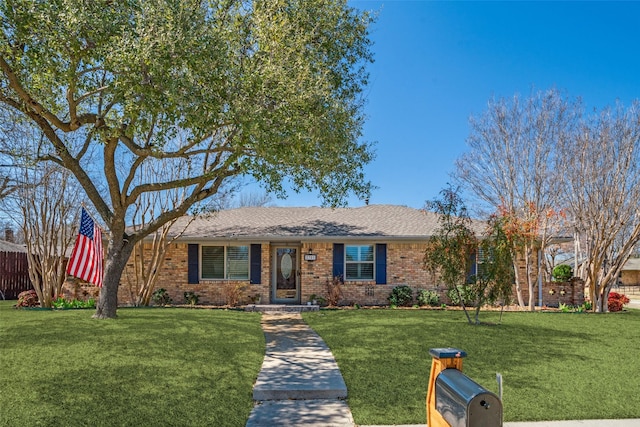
[117,205,484,306]
[620,258,640,287]
[0,239,27,254]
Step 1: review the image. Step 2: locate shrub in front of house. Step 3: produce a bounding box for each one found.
[326,276,344,306]
[151,288,172,306]
[15,290,39,308]
[388,285,413,307]
[184,291,199,306]
[52,297,96,309]
[608,292,630,312]
[223,283,247,307]
[446,285,476,306]
[416,289,439,307]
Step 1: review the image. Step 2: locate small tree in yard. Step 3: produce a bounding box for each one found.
[472,214,515,323]
[424,185,478,324]
[425,186,515,324]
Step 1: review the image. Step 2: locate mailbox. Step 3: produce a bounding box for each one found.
[427,348,502,427]
[435,368,502,427]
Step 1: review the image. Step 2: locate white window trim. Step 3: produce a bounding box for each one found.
[200,244,250,280]
[344,243,375,281]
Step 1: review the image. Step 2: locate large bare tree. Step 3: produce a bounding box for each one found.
[0,114,83,307]
[18,165,81,307]
[558,102,640,312]
[455,89,575,309]
[123,148,225,307]
[0,0,374,318]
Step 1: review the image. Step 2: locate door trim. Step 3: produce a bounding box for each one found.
[271,245,301,304]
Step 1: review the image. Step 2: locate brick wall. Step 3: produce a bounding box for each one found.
[64,240,583,309]
[91,240,590,308]
[113,241,441,307]
[288,242,436,306]
[515,278,585,308]
[117,242,271,306]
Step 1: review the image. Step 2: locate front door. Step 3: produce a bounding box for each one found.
[272,246,300,303]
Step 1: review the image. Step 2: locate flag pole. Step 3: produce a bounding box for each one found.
[80,203,105,234]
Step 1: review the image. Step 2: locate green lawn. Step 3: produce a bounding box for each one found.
[3,301,639,427]
[303,309,640,425]
[0,302,264,427]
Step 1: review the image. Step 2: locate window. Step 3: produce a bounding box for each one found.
[476,247,487,277]
[201,245,249,280]
[345,244,374,280]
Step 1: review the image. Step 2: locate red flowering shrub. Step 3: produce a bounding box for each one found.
[16,290,39,308]
[608,292,630,312]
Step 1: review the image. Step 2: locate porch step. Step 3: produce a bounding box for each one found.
[245,304,319,313]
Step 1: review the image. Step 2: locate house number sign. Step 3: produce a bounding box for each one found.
[304,253,317,261]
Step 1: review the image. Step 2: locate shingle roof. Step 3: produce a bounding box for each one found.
[171,204,484,242]
[0,240,27,253]
[622,258,640,271]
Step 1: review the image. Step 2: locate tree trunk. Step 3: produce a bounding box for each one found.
[525,248,536,311]
[512,255,525,307]
[93,238,134,319]
[474,304,481,325]
[453,285,473,324]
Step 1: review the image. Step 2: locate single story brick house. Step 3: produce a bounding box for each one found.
[619,258,640,287]
[117,204,480,306]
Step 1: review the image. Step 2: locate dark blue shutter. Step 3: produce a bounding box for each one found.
[467,250,477,283]
[375,244,387,284]
[187,244,199,284]
[250,244,261,284]
[333,243,344,280]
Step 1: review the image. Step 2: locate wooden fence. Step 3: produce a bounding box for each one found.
[0,251,31,299]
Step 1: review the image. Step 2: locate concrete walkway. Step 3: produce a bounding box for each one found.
[246,312,354,426]
[246,312,640,427]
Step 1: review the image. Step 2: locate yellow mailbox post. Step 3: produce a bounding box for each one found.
[427,348,467,427]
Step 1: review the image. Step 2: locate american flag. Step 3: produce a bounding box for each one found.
[66,208,104,287]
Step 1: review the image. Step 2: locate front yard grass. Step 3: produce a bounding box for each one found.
[4,300,639,426]
[0,302,264,427]
[303,308,640,425]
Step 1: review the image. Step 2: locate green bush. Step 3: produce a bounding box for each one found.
[152,288,172,306]
[416,289,439,306]
[308,294,327,306]
[51,297,96,309]
[446,285,476,306]
[184,291,199,306]
[388,285,413,307]
[552,265,573,282]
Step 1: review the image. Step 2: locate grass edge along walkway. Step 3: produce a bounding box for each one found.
[0,303,265,427]
[303,308,640,426]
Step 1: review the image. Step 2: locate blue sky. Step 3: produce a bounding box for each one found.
[262,1,640,209]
